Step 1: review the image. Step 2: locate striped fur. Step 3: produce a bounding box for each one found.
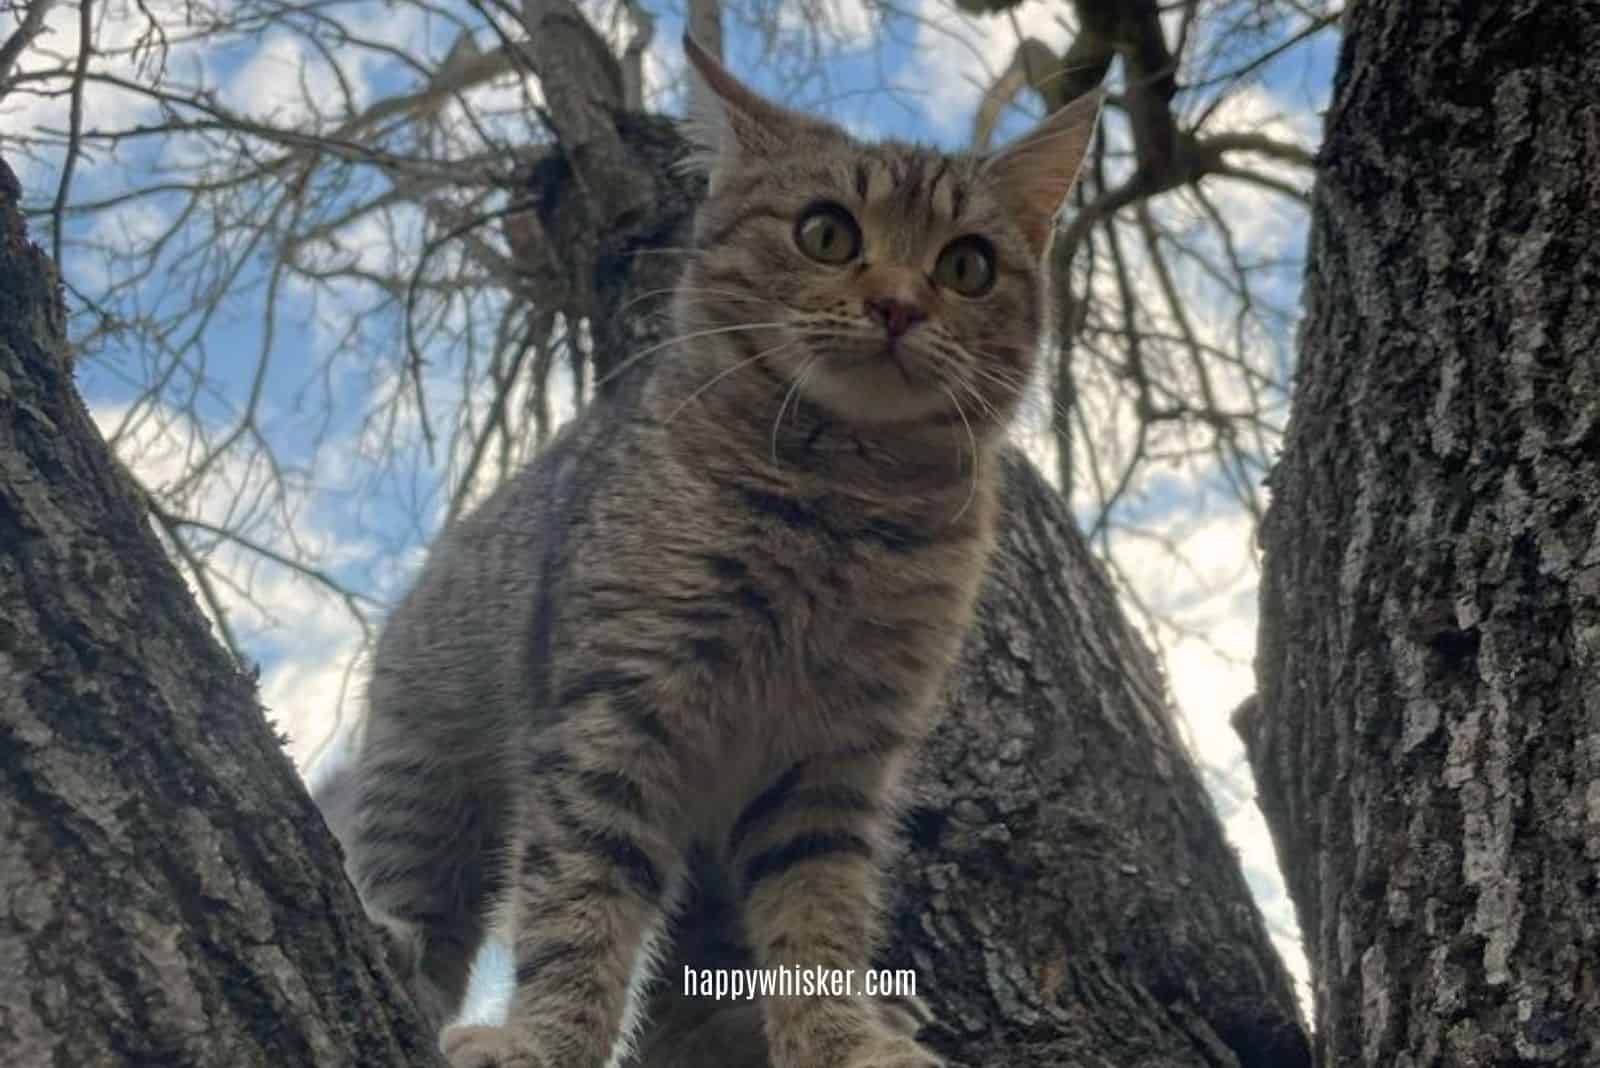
[336,35,1099,1068]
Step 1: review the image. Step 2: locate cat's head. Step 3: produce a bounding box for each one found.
[675,35,1100,434]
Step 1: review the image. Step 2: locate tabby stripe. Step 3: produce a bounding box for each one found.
[556,669,671,746]
[614,688,673,747]
[356,781,449,811]
[853,160,871,201]
[856,676,907,705]
[514,941,589,987]
[666,606,732,626]
[926,158,951,225]
[589,828,666,901]
[702,551,781,638]
[587,585,731,624]
[744,831,873,891]
[526,431,584,712]
[740,487,822,532]
[517,878,625,931]
[583,642,676,669]
[896,153,927,210]
[699,204,791,250]
[385,904,453,926]
[353,824,457,853]
[360,753,435,778]
[359,855,452,888]
[519,841,555,879]
[700,264,760,296]
[553,668,646,709]
[576,768,650,820]
[702,553,749,580]
[565,878,627,903]
[950,181,967,222]
[728,764,804,851]
[690,635,733,666]
[859,517,932,553]
[550,799,665,902]
[528,747,573,777]
[739,487,932,554]
[734,582,782,639]
[731,784,875,853]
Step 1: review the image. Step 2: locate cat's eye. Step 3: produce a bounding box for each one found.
[794,203,862,265]
[933,236,997,297]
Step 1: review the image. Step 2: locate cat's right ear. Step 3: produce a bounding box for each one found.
[682,34,812,191]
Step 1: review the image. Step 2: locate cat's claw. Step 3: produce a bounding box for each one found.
[440,1024,548,1068]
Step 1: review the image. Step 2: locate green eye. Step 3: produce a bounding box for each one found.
[933,236,997,296]
[794,202,862,265]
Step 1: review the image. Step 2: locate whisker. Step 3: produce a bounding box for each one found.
[917,344,1006,425]
[629,245,711,260]
[619,285,769,315]
[665,339,802,424]
[596,320,796,388]
[941,384,982,525]
[772,354,820,464]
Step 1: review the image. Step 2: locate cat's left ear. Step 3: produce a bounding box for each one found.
[682,34,824,190]
[985,90,1105,258]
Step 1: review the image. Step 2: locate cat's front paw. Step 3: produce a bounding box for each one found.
[440,1024,548,1068]
[841,1033,945,1068]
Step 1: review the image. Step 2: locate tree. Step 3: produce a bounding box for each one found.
[0,102,1307,1068]
[1240,0,1600,1064]
[0,158,438,1065]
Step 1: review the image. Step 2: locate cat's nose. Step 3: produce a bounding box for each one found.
[864,296,927,339]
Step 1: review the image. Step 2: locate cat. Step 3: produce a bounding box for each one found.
[322,34,1100,1068]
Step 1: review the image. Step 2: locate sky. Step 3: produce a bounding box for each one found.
[2,0,1337,1015]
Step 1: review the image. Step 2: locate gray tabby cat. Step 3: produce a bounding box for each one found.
[331,36,1100,1068]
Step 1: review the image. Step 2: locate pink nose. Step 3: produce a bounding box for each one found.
[865,296,927,339]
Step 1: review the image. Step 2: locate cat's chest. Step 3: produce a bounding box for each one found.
[695,491,988,729]
[566,461,991,736]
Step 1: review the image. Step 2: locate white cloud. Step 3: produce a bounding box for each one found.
[1194,83,1317,254]
[220,30,363,126]
[0,0,187,190]
[88,400,380,770]
[1100,500,1312,1015]
[908,0,1072,142]
[262,638,369,770]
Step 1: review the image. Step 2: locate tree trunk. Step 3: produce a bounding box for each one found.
[1243,2,1600,1065]
[0,160,443,1064]
[2,107,1306,1067]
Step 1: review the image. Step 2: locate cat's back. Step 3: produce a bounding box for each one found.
[367,402,627,729]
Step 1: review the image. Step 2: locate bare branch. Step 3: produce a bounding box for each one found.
[0,0,56,93]
[618,0,655,112]
[47,0,91,266]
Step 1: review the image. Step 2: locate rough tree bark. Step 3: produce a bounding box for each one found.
[1,117,1307,1068]
[1242,2,1600,1066]
[0,159,444,1064]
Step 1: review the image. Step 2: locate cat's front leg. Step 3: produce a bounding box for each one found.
[732,751,942,1068]
[441,705,687,1068]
